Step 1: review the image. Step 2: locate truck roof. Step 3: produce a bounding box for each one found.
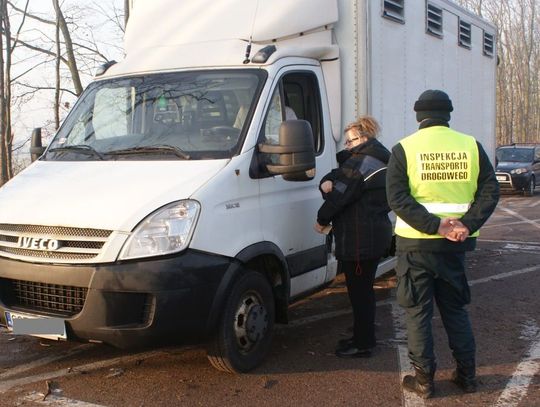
[125,0,337,56]
[102,0,339,77]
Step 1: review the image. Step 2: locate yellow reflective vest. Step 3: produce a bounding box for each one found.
[395,126,480,239]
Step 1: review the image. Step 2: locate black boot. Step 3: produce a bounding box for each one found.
[402,364,435,399]
[451,359,477,393]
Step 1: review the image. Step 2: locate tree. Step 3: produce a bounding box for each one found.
[1,0,30,185]
[456,0,540,146]
[52,0,83,96]
[0,0,8,185]
[1,0,125,181]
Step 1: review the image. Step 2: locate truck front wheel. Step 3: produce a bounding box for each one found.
[207,270,275,373]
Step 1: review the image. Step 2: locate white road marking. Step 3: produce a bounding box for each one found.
[481,219,540,229]
[280,297,394,329]
[494,320,540,407]
[528,198,540,208]
[0,350,165,393]
[391,303,425,407]
[497,206,540,230]
[20,392,107,406]
[468,265,540,286]
[502,243,540,251]
[0,344,93,381]
[477,239,540,245]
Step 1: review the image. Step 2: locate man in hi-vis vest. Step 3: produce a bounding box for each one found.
[386,90,499,399]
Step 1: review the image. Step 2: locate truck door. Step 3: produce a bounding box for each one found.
[252,67,336,296]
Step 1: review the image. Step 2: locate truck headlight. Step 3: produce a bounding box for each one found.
[510,168,528,175]
[119,200,200,260]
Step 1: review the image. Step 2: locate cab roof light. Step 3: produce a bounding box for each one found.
[95,60,118,76]
[251,45,277,64]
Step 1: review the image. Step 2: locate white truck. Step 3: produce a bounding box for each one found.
[0,0,496,372]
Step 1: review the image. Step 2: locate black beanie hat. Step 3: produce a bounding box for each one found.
[414,89,453,122]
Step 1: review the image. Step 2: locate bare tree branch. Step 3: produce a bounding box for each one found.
[7,0,55,25]
[16,82,78,97]
[10,36,69,65]
[10,58,51,82]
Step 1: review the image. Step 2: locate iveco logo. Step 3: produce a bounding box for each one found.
[17,236,61,251]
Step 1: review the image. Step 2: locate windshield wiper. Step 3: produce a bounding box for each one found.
[107,145,191,160]
[48,144,105,160]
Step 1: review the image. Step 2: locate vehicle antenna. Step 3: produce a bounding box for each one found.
[243,37,252,64]
[243,0,260,64]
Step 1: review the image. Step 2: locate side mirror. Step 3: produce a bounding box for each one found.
[258,120,316,181]
[29,128,46,162]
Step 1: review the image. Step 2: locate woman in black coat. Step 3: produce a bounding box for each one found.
[315,116,392,358]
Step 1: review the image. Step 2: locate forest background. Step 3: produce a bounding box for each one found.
[0,0,538,186]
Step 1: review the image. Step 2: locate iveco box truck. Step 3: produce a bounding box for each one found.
[0,0,496,372]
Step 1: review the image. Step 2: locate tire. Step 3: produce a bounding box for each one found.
[207,271,275,373]
[524,177,535,196]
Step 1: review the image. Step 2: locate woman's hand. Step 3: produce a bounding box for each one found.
[321,180,333,194]
[314,222,325,233]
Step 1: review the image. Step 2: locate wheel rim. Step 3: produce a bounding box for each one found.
[233,292,269,354]
[529,179,535,194]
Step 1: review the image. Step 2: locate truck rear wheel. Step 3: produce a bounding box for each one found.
[207,270,275,373]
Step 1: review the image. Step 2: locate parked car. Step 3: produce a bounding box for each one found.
[495,144,540,196]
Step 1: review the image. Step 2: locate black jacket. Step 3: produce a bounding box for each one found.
[386,121,500,252]
[317,138,392,261]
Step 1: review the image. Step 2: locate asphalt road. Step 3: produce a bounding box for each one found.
[1,193,539,407]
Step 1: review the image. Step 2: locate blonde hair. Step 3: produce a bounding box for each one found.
[344,116,380,139]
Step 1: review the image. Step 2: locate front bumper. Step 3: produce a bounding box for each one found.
[495,171,531,192]
[0,250,234,348]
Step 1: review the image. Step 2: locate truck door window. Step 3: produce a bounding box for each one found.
[253,71,323,178]
[282,72,323,153]
[263,87,285,145]
[259,72,322,150]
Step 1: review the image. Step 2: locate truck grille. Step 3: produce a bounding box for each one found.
[0,278,87,317]
[0,224,112,263]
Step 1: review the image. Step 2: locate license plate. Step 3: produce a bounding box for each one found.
[4,311,67,341]
[496,176,507,181]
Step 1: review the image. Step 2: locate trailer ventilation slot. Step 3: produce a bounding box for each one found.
[483,32,494,57]
[426,3,443,37]
[459,19,472,49]
[0,278,88,317]
[383,0,405,23]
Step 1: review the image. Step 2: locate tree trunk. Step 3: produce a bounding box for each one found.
[0,0,13,185]
[52,0,83,95]
[54,11,61,129]
[124,0,130,28]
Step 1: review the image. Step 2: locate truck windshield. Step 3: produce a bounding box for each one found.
[496,148,533,163]
[45,70,265,161]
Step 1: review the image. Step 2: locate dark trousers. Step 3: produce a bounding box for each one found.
[396,251,475,374]
[341,258,379,349]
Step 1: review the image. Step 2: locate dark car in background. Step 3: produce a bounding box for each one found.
[495,144,540,196]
